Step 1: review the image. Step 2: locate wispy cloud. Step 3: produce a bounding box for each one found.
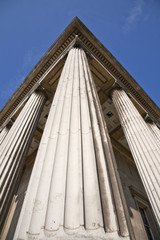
[123,0,144,32]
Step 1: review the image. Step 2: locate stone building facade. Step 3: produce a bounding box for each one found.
[0,17,160,240]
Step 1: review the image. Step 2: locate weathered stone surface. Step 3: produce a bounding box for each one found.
[14,49,130,240]
[0,91,45,233]
[0,126,10,145]
[112,88,160,227]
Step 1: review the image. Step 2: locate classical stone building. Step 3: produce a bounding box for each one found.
[0,17,160,240]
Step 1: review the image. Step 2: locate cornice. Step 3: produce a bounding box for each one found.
[0,17,160,127]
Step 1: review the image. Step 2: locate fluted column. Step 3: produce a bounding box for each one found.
[0,91,46,230]
[112,88,160,226]
[146,120,160,145]
[14,48,131,240]
[0,126,10,145]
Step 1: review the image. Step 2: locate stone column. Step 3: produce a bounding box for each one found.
[0,126,10,145]
[112,88,160,226]
[14,48,131,240]
[0,91,46,231]
[146,120,160,145]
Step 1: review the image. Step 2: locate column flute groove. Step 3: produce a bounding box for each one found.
[147,120,160,146]
[120,95,160,212]
[113,91,159,214]
[117,91,159,178]
[14,48,132,240]
[14,49,73,240]
[0,126,10,145]
[84,53,132,238]
[64,49,83,232]
[0,91,46,233]
[1,96,43,222]
[79,49,103,231]
[81,50,118,233]
[0,94,42,182]
[28,49,74,235]
[44,48,76,233]
[112,88,160,227]
[0,92,36,156]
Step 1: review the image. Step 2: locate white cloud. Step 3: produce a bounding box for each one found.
[123,0,144,32]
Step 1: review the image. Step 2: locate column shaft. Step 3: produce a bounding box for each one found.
[0,91,46,231]
[147,121,160,145]
[83,54,131,237]
[0,126,10,145]
[112,89,160,226]
[15,49,131,240]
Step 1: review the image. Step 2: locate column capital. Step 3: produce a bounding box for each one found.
[0,118,14,132]
[109,86,125,101]
[144,113,160,128]
[35,85,51,100]
[6,118,14,127]
[144,113,154,123]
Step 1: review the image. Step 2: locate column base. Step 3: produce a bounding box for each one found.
[25,226,130,240]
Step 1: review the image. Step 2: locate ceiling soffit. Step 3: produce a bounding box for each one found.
[0,17,160,128]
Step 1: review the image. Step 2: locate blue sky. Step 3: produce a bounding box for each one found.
[0,0,160,110]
